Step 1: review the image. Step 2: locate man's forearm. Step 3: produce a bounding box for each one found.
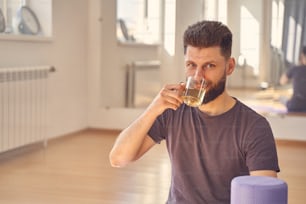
[109,109,159,167]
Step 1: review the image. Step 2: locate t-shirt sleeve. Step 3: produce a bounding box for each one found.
[244,117,280,172]
[286,66,295,79]
[148,113,168,144]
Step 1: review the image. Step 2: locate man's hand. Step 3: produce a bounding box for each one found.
[147,83,185,116]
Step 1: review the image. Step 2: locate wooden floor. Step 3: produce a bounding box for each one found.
[0,129,305,204]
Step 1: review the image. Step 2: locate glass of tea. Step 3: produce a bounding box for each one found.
[183,75,206,107]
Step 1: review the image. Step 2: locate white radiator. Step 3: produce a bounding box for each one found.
[0,65,54,153]
[126,60,161,108]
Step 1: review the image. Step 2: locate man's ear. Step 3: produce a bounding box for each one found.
[226,58,236,75]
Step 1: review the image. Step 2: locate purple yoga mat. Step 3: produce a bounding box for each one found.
[231,176,288,204]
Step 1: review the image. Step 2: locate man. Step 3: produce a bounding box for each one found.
[109,20,280,204]
[280,46,306,112]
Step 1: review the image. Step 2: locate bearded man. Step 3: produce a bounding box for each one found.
[109,20,280,204]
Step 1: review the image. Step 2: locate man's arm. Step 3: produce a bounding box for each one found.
[250,170,277,177]
[109,110,159,168]
[109,84,184,168]
[279,73,289,85]
[247,118,279,178]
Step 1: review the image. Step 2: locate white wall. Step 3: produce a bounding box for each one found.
[48,0,88,137]
[0,0,88,139]
[267,115,306,141]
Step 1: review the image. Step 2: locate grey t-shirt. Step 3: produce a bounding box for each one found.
[148,99,280,204]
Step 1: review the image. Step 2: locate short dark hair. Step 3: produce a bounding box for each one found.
[183,20,232,58]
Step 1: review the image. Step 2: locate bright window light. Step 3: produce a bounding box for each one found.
[277,1,284,48]
[218,0,228,24]
[203,0,228,24]
[240,6,260,75]
[164,0,176,56]
[117,0,161,44]
[271,0,284,49]
[286,16,296,63]
[294,24,302,64]
[204,0,217,20]
[271,1,278,47]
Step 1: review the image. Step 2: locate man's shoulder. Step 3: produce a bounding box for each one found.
[234,99,266,120]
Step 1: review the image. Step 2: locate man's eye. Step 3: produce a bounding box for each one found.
[186,63,196,69]
[205,64,215,69]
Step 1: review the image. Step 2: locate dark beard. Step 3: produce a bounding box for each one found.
[202,74,226,104]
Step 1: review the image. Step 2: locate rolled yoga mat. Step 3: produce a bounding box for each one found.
[231,175,288,204]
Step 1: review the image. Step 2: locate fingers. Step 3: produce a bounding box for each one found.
[159,84,184,109]
[148,83,186,114]
[160,92,181,109]
[166,83,185,95]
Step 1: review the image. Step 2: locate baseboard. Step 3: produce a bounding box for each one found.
[0,141,45,161]
[276,139,306,147]
[87,127,121,134]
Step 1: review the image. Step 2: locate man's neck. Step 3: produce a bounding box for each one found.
[198,91,236,116]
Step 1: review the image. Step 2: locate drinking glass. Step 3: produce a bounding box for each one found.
[183,75,206,107]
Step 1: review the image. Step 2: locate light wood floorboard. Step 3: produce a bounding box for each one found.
[0,129,305,204]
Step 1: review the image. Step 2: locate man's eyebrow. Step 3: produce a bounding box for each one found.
[185,60,195,64]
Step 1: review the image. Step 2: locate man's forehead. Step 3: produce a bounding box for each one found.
[185,46,224,60]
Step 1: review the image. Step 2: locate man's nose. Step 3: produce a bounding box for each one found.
[194,67,205,77]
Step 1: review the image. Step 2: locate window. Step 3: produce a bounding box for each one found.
[240,6,260,75]
[116,0,161,44]
[286,16,296,63]
[0,0,52,38]
[282,0,306,64]
[163,0,176,56]
[203,0,228,24]
[271,0,284,49]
